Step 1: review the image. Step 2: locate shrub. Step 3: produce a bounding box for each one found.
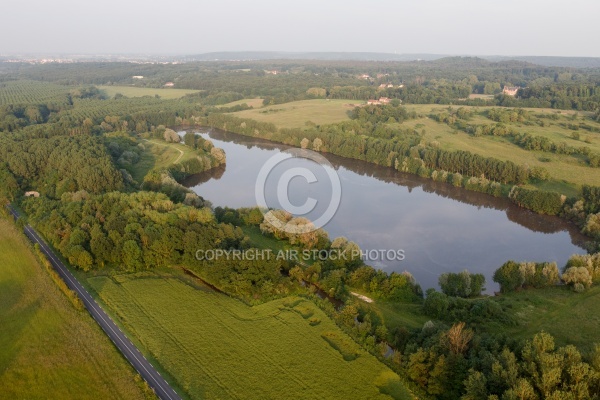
[562,267,592,290]
[423,289,449,318]
[574,283,585,293]
[493,261,522,293]
[564,253,600,282]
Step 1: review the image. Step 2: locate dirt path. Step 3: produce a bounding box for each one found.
[350,292,374,303]
[143,139,184,164]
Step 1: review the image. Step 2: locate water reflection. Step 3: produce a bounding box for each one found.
[183,128,589,291]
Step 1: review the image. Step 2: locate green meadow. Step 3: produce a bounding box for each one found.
[494,285,600,353]
[126,138,201,183]
[233,99,360,129]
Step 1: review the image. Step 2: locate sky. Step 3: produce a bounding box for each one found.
[2,0,599,57]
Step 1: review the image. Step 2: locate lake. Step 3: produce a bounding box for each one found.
[183,128,588,291]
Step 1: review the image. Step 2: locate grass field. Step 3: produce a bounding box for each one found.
[219,98,265,108]
[0,218,149,400]
[233,99,360,129]
[234,99,600,191]
[402,104,600,190]
[86,270,412,400]
[98,85,199,99]
[127,139,200,182]
[495,286,600,353]
[366,300,429,332]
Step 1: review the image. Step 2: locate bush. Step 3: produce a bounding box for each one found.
[493,261,522,293]
[423,289,449,318]
[564,253,600,282]
[562,267,592,290]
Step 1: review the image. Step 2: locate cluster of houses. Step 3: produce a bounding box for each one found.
[502,86,520,96]
[367,97,391,105]
[378,83,404,89]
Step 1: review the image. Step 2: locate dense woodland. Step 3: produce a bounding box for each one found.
[2,59,600,399]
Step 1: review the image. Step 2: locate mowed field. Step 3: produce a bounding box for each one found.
[87,271,412,400]
[233,99,361,129]
[98,85,199,99]
[0,218,149,400]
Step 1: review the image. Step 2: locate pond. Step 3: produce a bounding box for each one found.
[183,128,588,292]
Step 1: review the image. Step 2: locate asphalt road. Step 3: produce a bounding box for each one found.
[7,205,182,400]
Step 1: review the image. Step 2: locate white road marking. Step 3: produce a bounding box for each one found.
[16,219,179,400]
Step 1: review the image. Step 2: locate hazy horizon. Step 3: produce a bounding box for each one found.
[2,0,599,57]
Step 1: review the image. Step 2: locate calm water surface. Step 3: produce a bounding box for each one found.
[183,129,588,291]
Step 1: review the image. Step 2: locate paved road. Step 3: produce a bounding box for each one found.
[7,205,182,400]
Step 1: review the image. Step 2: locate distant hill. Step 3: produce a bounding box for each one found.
[181,52,600,68]
[182,51,446,62]
[2,51,599,69]
[482,56,600,69]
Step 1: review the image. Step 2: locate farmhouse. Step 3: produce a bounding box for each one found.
[366,97,391,105]
[503,86,520,96]
[164,82,175,87]
[132,76,144,79]
[25,191,40,198]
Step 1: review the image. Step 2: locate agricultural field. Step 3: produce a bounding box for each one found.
[218,98,265,109]
[86,271,412,400]
[0,218,149,400]
[98,85,200,99]
[0,80,71,106]
[233,99,360,129]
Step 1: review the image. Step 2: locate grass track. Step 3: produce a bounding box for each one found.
[127,139,199,183]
